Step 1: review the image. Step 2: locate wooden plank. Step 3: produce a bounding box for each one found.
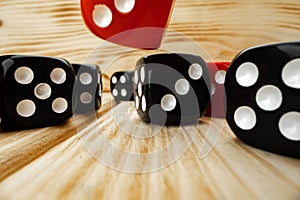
[0,0,299,199]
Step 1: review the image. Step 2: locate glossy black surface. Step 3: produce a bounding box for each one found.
[110,71,134,101]
[225,42,300,158]
[134,53,211,125]
[72,64,102,114]
[0,55,75,130]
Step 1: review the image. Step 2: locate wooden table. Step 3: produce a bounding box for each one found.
[0,0,299,199]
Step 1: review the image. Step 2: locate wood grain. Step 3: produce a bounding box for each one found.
[0,0,299,199]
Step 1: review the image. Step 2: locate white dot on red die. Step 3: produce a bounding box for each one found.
[114,0,135,13]
[234,106,256,130]
[16,99,36,117]
[175,79,189,95]
[282,58,300,89]
[236,62,259,87]
[161,94,177,112]
[52,98,68,114]
[210,83,216,95]
[188,63,203,80]
[215,70,226,84]
[93,4,113,28]
[14,67,34,85]
[279,112,300,141]
[50,68,66,84]
[255,85,282,111]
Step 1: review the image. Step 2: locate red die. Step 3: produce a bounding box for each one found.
[81,0,175,49]
[205,62,230,118]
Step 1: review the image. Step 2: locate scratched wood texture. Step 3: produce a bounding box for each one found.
[0,0,300,199]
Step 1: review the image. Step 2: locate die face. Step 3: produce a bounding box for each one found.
[205,62,230,118]
[72,64,102,114]
[110,71,134,101]
[0,55,75,130]
[134,53,211,125]
[225,42,300,158]
[80,0,174,49]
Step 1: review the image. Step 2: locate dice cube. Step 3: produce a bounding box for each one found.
[134,53,211,125]
[80,0,174,49]
[0,55,75,130]
[110,70,134,101]
[72,64,102,114]
[225,42,300,158]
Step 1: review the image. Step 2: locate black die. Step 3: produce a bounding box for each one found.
[225,42,300,158]
[134,53,211,125]
[110,71,134,101]
[0,55,75,130]
[72,64,102,114]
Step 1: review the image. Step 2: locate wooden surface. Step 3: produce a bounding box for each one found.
[0,0,300,199]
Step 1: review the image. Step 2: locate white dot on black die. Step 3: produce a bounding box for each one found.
[188,63,203,80]
[112,89,118,97]
[16,99,36,117]
[140,66,145,83]
[279,112,300,141]
[52,98,68,114]
[141,95,146,112]
[215,70,227,84]
[255,85,282,111]
[138,82,142,97]
[80,92,93,104]
[282,58,300,89]
[114,0,135,13]
[121,89,127,97]
[111,76,117,84]
[80,72,92,85]
[161,94,177,112]
[236,62,259,87]
[175,79,189,95]
[14,67,34,85]
[34,83,52,100]
[135,96,139,110]
[98,73,101,84]
[93,4,113,28]
[98,83,102,97]
[120,75,126,83]
[50,68,66,84]
[134,70,138,84]
[234,106,256,130]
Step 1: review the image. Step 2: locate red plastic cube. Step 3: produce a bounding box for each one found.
[81,0,175,49]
